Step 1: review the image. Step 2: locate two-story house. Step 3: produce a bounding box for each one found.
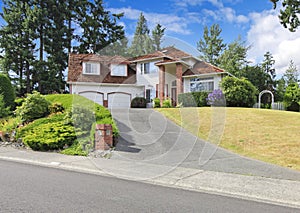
[67,47,227,108]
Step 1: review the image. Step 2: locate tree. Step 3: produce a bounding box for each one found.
[262,51,276,91]
[152,24,165,51]
[221,76,258,107]
[0,74,16,109]
[242,65,268,92]
[283,60,299,85]
[283,82,300,111]
[128,13,154,56]
[98,37,129,57]
[275,77,286,101]
[218,36,250,77]
[271,0,300,32]
[75,0,125,53]
[197,24,226,66]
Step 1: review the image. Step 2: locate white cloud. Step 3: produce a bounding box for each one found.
[247,9,300,76]
[108,7,196,35]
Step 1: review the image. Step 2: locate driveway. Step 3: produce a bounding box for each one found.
[110,109,300,181]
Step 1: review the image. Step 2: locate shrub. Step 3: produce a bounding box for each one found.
[67,105,95,132]
[153,98,161,108]
[207,89,226,106]
[178,91,209,107]
[0,74,15,109]
[15,91,50,122]
[162,99,172,108]
[22,121,77,151]
[131,97,147,108]
[284,83,300,112]
[49,102,64,114]
[60,140,88,156]
[221,76,257,107]
[14,98,25,108]
[0,95,10,118]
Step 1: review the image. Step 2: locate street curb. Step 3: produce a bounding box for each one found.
[0,154,299,210]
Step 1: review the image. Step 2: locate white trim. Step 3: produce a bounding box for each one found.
[67,81,144,87]
[182,72,223,78]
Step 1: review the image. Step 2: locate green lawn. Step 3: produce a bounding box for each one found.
[157,107,300,171]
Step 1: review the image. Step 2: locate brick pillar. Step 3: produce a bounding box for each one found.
[159,65,165,106]
[176,63,183,103]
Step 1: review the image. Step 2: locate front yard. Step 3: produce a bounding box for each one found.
[157,107,300,171]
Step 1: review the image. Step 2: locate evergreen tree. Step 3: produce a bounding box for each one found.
[283,60,299,85]
[197,24,226,66]
[271,0,300,32]
[218,36,250,77]
[242,65,268,92]
[262,51,276,91]
[98,37,129,57]
[152,24,165,51]
[128,13,155,56]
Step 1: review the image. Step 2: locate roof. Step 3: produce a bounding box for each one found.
[72,54,129,64]
[129,46,191,62]
[183,61,225,76]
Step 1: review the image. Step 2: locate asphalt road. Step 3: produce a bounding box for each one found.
[0,160,298,213]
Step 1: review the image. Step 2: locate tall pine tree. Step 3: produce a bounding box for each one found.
[197,24,226,66]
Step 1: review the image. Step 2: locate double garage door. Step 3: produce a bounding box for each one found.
[79,91,131,108]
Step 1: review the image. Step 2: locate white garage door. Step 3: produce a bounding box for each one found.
[79,92,104,106]
[108,93,131,108]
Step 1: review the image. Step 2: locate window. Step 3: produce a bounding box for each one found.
[140,62,158,74]
[190,77,214,92]
[83,62,100,75]
[111,64,127,76]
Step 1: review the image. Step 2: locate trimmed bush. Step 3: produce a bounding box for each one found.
[0,74,15,109]
[131,97,147,108]
[178,91,209,107]
[162,99,172,108]
[153,98,160,108]
[221,76,257,107]
[15,91,50,122]
[49,102,65,114]
[22,121,76,151]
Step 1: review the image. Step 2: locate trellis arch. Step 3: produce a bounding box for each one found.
[258,90,274,109]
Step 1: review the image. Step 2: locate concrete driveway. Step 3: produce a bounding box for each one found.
[110,109,300,181]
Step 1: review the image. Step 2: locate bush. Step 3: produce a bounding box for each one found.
[0,74,15,109]
[221,76,257,107]
[207,89,226,106]
[162,99,172,108]
[153,98,161,108]
[284,83,300,112]
[0,95,10,118]
[60,140,88,156]
[178,91,209,107]
[15,91,50,122]
[22,121,76,151]
[66,105,95,132]
[49,102,65,114]
[131,97,147,108]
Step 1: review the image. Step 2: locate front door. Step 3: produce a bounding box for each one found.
[171,88,177,106]
[146,89,151,103]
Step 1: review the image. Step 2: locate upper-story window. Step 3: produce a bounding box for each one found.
[140,62,157,74]
[83,62,100,75]
[111,64,127,77]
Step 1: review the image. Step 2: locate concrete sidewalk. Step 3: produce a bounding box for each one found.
[0,146,299,209]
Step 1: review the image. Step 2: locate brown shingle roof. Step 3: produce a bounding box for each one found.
[183,61,225,76]
[129,46,191,62]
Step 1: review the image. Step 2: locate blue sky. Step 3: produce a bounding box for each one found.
[0,0,299,76]
[105,0,300,76]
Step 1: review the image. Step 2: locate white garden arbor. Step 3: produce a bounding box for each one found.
[258,90,274,109]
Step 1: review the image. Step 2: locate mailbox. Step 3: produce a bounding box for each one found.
[95,124,113,150]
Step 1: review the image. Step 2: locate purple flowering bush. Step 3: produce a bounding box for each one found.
[207,89,226,106]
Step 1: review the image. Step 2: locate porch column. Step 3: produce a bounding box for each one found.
[159,65,165,106]
[176,63,183,103]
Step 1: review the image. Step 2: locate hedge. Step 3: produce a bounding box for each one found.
[0,74,15,109]
[178,91,209,107]
[131,97,147,108]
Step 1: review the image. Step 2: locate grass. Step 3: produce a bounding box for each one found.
[157,107,300,171]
